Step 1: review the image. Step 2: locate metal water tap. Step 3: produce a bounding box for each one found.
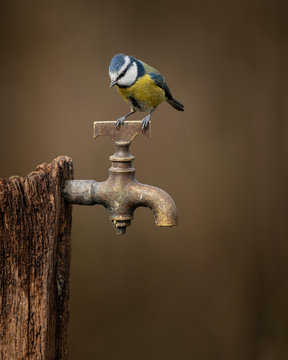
[63,121,178,234]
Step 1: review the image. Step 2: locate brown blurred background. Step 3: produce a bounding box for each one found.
[1,0,288,359]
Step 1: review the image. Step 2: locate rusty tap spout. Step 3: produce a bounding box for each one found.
[129,182,178,227]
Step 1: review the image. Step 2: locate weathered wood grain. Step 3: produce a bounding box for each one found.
[0,156,73,359]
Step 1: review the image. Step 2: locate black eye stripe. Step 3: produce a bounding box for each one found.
[117,61,134,81]
[117,71,125,80]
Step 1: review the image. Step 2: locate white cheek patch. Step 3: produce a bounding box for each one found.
[117,62,138,87]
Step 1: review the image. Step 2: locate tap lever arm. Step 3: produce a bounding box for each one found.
[94,120,151,143]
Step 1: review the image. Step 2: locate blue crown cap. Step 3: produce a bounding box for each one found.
[109,54,130,73]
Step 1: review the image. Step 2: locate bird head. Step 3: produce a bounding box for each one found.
[109,54,138,88]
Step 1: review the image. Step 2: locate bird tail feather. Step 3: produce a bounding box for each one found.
[167,98,184,111]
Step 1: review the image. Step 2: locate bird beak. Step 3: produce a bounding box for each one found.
[110,80,116,87]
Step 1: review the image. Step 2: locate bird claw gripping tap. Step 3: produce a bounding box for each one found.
[63,121,178,234]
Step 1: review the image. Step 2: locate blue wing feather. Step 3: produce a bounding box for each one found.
[148,72,173,100]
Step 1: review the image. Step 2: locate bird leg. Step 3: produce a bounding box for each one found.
[141,109,154,130]
[116,108,136,129]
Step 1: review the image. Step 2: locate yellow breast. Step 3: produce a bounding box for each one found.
[117,74,165,112]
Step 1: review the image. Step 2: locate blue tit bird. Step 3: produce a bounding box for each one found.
[109,53,184,129]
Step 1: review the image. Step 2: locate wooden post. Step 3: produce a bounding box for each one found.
[0,156,73,359]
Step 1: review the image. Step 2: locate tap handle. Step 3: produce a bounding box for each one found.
[94,121,151,143]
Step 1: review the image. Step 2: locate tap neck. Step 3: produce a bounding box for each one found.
[109,141,135,175]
